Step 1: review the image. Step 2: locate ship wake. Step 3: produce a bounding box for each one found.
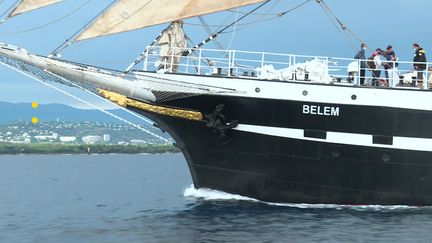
[183,185,428,211]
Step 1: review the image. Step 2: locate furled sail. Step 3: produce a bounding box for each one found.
[156,21,187,73]
[8,0,63,17]
[76,0,266,41]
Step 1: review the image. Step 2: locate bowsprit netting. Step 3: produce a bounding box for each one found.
[0,56,173,144]
[0,54,97,92]
[0,45,240,104]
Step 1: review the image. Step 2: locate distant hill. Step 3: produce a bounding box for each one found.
[0,101,126,124]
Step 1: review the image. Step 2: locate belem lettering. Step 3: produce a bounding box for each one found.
[302,104,339,117]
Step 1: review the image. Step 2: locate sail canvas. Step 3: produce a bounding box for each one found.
[8,0,63,17]
[76,0,266,41]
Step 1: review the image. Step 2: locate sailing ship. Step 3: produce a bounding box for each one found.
[1,0,432,206]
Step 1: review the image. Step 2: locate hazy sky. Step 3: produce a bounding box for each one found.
[0,0,430,108]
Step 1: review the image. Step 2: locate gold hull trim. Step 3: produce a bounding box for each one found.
[98,89,203,121]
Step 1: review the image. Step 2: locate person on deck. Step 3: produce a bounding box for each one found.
[354,43,368,85]
[413,43,427,88]
[371,48,383,86]
[383,45,398,87]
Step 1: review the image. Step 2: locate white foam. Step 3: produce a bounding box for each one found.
[183,184,427,211]
[183,185,258,202]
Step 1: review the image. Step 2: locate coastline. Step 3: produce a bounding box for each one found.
[0,143,179,155]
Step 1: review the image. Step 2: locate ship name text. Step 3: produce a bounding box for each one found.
[302,105,340,117]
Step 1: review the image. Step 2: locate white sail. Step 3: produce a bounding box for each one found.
[8,0,63,17]
[76,0,266,41]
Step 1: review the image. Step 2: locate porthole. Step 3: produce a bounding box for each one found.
[351,94,357,100]
[331,150,340,158]
[302,90,308,96]
[382,153,390,162]
[255,87,260,93]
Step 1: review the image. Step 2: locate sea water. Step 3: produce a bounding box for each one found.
[1,154,432,242]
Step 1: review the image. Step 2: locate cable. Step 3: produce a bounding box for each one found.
[316,1,356,52]
[50,0,118,57]
[316,0,365,51]
[198,16,225,51]
[183,0,271,56]
[183,0,311,28]
[0,0,20,21]
[0,0,92,35]
[225,7,239,51]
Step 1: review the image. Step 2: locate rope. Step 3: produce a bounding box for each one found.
[183,0,271,56]
[183,0,311,28]
[0,0,20,21]
[198,16,225,51]
[0,0,92,35]
[316,0,365,51]
[316,1,356,52]
[51,0,118,56]
[0,59,172,144]
[123,24,172,74]
[225,7,239,51]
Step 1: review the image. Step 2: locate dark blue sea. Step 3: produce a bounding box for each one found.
[1,154,432,242]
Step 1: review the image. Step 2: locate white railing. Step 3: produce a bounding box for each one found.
[142,46,432,89]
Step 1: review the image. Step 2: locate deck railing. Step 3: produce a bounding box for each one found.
[142,46,431,89]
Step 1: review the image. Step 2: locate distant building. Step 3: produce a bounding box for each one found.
[103,134,110,142]
[82,135,103,145]
[11,139,31,144]
[60,136,76,142]
[130,139,146,145]
[34,135,54,141]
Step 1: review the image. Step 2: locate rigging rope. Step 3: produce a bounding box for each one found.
[198,16,225,51]
[182,0,271,56]
[316,1,356,52]
[315,0,366,51]
[0,0,92,35]
[183,0,311,28]
[0,0,20,22]
[124,0,271,73]
[225,7,239,51]
[123,24,172,74]
[50,0,118,57]
[0,58,172,144]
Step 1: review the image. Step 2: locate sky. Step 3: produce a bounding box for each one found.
[0,0,431,109]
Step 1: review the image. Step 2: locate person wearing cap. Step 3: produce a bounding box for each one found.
[371,48,383,86]
[354,43,368,85]
[383,45,398,87]
[413,43,427,88]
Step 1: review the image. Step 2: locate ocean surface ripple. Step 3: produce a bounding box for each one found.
[1,154,432,242]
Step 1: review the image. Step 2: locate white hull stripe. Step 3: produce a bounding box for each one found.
[234,124,432,152]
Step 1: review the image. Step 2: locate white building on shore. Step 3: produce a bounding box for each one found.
[82,135,103,145]
[60,136,77,143]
